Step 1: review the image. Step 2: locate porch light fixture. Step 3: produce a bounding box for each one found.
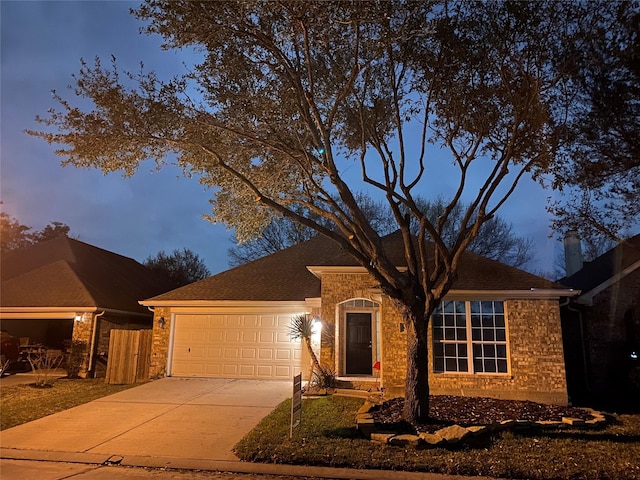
[310,316,322,344]
[158,316,166,329]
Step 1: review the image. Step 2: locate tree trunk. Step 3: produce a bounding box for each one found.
[304,337,321,384]
[403,305,431,424]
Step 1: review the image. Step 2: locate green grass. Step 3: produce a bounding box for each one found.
[0,378,137,430]
[235,396,640,480]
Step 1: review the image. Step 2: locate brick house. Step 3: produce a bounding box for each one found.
[143,233,576,405]
[560,234,640,402]
[0,237,175,377]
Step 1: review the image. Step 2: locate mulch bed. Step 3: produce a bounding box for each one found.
[371,395,595,434]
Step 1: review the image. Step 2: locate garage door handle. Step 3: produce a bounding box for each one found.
[188,348,190,352]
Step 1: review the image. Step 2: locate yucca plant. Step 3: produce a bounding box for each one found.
[288,314,322,384]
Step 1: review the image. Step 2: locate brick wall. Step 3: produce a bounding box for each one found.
[149,307,172,378]
[319,273,380,372]
[319,271,568,405]
[427,299,568,405]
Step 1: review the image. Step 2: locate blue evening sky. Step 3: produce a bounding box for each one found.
[1,1,562,275]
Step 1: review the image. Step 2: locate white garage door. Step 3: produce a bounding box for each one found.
[171,313,302,379]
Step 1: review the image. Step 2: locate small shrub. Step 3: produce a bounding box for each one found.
[27,349,64,388]
[311,364,337,390]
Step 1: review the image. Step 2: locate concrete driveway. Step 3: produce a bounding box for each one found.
[0,378,291,463]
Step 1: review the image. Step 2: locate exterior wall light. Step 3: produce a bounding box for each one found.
[158,316,166,329]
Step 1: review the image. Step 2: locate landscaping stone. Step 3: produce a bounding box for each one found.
[514,419,532,429]
[436,424,472,443]
[535,420,566,427]
[355,398,608,449]
[389,434,420,447]
[371,433,395,444]
[562,417,586,427]
[467,425,487,436]
[419,432,446,446]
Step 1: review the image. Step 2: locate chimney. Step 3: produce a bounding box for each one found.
[564,231,583,277]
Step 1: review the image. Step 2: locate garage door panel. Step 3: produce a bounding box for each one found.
[242,331,257,342]
[224,347,239,359]
[241,348,256,359]
[225,330,241,342]
[258,348,273,359]
[259,331,275,343]
[256,315,271,326]
[171,313,302,379]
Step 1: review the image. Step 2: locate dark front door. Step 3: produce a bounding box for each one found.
[346,313,372,375]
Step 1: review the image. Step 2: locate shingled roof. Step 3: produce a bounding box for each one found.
[144,232,565,303]
[560,234,640,294]
[1,237,175,314]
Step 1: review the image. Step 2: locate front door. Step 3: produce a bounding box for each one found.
[346,313,372,375]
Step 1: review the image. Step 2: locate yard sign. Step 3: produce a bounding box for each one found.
[290,372,302,438]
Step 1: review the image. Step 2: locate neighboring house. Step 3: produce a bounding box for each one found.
[0,237,175,377]
[143,232,576,405]
[560,234,640,402]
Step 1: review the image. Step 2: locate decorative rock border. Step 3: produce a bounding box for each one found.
[356,401,608,448]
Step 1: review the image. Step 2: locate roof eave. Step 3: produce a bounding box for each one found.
[575,258,640,306]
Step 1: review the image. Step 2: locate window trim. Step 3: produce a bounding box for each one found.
[432,300,511,376]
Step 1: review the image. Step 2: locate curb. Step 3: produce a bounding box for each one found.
[0,447,496,480]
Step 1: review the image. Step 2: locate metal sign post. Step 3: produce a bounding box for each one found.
[290,372,302,438]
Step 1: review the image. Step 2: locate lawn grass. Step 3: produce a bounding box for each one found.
[234,396,640,480]
[0,378,137,430]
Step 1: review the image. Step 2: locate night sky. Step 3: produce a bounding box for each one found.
[1,1,562,276]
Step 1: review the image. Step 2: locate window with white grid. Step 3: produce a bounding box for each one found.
[432,300,508,374]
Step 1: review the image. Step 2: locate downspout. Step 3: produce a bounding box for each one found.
[87,310,105,377]
[567,303,592,393]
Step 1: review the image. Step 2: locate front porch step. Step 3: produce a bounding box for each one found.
[335,377,381,391]
[334,388,381,398]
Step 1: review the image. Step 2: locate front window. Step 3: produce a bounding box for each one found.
[432,300,508,374]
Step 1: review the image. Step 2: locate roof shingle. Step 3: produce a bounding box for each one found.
[1,237,175,313]
[145,233,564,303]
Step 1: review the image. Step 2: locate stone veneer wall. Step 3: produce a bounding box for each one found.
[149,307,172,378]
[320,271,568,405]
[70,312,94,378]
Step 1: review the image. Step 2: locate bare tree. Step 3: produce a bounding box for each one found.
[29,1,636,423]
[231,195,534,269]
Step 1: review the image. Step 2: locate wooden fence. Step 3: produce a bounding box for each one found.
[105,329,152,385]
